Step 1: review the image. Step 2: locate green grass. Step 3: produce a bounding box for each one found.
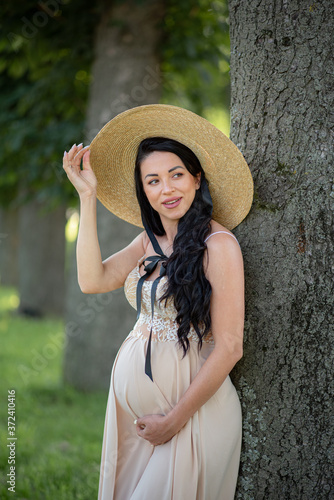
[0,286,107,499]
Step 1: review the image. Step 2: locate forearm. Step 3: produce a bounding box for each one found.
[165,346,241,433]
[76,194,104,292]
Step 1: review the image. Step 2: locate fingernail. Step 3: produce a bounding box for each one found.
[134,419,137,425]
[78,143,83,147]
[63,151,66,157]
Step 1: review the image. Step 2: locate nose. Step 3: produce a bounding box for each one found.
[161,179,174,194]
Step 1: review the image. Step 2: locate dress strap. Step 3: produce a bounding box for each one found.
[137,225,168,383]
[204,231,240,246]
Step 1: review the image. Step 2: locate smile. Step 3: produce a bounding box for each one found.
[162,197,182,208]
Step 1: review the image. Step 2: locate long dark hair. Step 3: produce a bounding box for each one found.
[135,137,213,357]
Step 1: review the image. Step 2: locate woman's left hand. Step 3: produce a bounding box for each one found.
[134,414,177,446]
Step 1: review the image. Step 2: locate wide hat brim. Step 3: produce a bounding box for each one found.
[89,104,254,230]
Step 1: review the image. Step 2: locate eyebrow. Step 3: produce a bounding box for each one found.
[144,165,186,179]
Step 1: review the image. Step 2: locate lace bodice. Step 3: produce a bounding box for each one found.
[124,265,215,344]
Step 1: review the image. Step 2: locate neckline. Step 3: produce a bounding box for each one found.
[134,264,168,283]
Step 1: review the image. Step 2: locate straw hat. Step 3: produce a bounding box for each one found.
[89,104,253,230]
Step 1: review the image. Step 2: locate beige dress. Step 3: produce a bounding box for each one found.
[98,246,242,499]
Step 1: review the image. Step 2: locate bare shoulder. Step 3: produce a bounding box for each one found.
[142,231,150,253]
[125,229,147,256]
[134,230,147,251]
[205,220,241,247]
[101,229,147,290]
[128,230,149,265]
[203,221,243,280]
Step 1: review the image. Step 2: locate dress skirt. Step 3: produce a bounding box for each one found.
[98,332,242,500]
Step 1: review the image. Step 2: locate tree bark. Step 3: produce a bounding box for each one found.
[229,1,334,498]
[18,197,66,317]
[63,0,164,391]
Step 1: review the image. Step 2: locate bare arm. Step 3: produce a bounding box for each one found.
[76,196,147,293]
[64,144,146,294]
[164,233,244,431]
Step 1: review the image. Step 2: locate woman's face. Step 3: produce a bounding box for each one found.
[140,151,201,226]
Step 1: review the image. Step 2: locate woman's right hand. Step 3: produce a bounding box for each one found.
[63,144,97,199]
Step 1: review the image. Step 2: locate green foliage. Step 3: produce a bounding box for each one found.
[0,1,99,211]
[0,285,106,499]
[162,0,230,115]
[0,0,230,211]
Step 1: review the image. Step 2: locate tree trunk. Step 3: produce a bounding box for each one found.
[63,0,164,391]
[18,197,66,317]
[229,1,334,498]
[0,207,19,287]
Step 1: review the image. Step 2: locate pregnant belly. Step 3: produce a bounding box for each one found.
[112,334,214,419]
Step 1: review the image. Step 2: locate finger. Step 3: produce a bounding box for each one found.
[134,419,147,433]
[73,146,90,168]
[64,149,76,171]
[63,152,75,175]
[66,144,78,162]
[73,143,85,157]
[82,149,92,169]
[68,144,87,171]
[135,417,145,428]
[63,151,81,175]
[67,143,85,164]
[72,143,84,161]
[63,151,74,164]
[74,143,89,158]
[63,151,71,168]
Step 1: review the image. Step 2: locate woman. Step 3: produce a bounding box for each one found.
[63,105,253,500]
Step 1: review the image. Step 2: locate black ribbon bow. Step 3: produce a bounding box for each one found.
[136,225,168,382]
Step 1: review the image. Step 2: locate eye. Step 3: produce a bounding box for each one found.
[148,179,159,185]
[173,172,183,178]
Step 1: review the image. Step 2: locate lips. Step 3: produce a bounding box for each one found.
[162,197,182,208]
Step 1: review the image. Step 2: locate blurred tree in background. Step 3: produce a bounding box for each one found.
[0,0,230,314]
[0,1,99,315]
[63,0,165,390]
[0,0,229,214]
[161,0,230,123]
[0,1,98,210]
